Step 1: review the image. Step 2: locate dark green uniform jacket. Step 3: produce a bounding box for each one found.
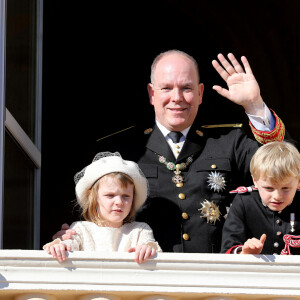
[95,122,261,253]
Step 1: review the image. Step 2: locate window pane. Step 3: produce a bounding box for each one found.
[5,0,37,141]
[3,131,34,249]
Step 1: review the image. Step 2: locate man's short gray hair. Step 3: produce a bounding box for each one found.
[150,49,200,84]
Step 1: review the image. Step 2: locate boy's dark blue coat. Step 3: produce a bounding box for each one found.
[222,190,300,255]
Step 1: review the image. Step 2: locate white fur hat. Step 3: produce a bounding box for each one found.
[74,152,148,211]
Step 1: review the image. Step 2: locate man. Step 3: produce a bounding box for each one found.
[54,50,285,253]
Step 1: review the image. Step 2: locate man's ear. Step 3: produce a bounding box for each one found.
[147,83,154,105]
[198,83,204,106]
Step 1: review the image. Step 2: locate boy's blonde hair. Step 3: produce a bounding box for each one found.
[250,141,300,183]
[82,172,136,225]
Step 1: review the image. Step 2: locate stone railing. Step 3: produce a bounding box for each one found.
[0,250,300,300]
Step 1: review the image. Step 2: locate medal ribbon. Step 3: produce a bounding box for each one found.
[281,234,300,255]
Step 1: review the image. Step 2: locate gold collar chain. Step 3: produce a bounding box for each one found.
[156,153,194,187]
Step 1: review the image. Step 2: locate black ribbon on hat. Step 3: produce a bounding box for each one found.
[168,131,183,143]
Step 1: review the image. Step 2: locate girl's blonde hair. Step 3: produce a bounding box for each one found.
[250,141,300,183]
[81,172,136,225]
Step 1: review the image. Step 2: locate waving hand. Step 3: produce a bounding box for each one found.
[212,53,265,117]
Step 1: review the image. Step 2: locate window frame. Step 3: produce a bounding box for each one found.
[0,0,7,249]
[0,0,43,249]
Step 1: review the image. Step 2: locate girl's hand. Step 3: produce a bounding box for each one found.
[128,244,156,263]
[46,243,68,262]
[52,223,76,242]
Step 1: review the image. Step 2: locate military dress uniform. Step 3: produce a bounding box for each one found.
[221,190,300,255]
[94,113,285,253]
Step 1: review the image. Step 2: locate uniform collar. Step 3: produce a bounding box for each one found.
[145,125,175,161]
[155,120,190,140]
[146,122,205,162]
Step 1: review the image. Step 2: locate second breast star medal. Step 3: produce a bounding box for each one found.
[198,200,221,225]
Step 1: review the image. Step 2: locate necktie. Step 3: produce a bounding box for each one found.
[168,131,183,143]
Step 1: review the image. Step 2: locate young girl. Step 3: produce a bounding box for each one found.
[43,152,162,263]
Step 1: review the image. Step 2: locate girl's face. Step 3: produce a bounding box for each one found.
[96,176,134,228]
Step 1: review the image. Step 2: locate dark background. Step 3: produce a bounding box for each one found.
[41,0,300,247]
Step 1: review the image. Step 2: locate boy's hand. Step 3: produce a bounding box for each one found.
[46,243,68,262]
[128,244,156,263]
[241,234,267,254]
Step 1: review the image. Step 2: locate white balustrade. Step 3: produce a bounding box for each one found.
[0,250,298,300]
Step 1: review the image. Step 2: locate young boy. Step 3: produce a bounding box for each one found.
[221,141,300,255]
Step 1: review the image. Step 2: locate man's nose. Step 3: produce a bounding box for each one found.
[172,88,183,102]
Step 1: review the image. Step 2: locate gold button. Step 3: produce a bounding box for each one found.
[277,231,282,236]
[177,150,180,154]
[211,164,217,169]
[176,145,180,149]
[182,212,189,219]
[178,193,186,200]
[183,233,189,240]
[176,182,183,188]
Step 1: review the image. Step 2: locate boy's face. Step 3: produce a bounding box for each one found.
[96,176,134,228]
[253,176,300,211]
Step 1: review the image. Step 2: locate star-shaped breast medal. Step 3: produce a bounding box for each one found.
[207,171,226,192]
[198,200,221,225]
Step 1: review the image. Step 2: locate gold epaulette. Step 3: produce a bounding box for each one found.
[96,126,135,142]
[249,110,285,144]
[144,128,153,134]
[201,124,243,129]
